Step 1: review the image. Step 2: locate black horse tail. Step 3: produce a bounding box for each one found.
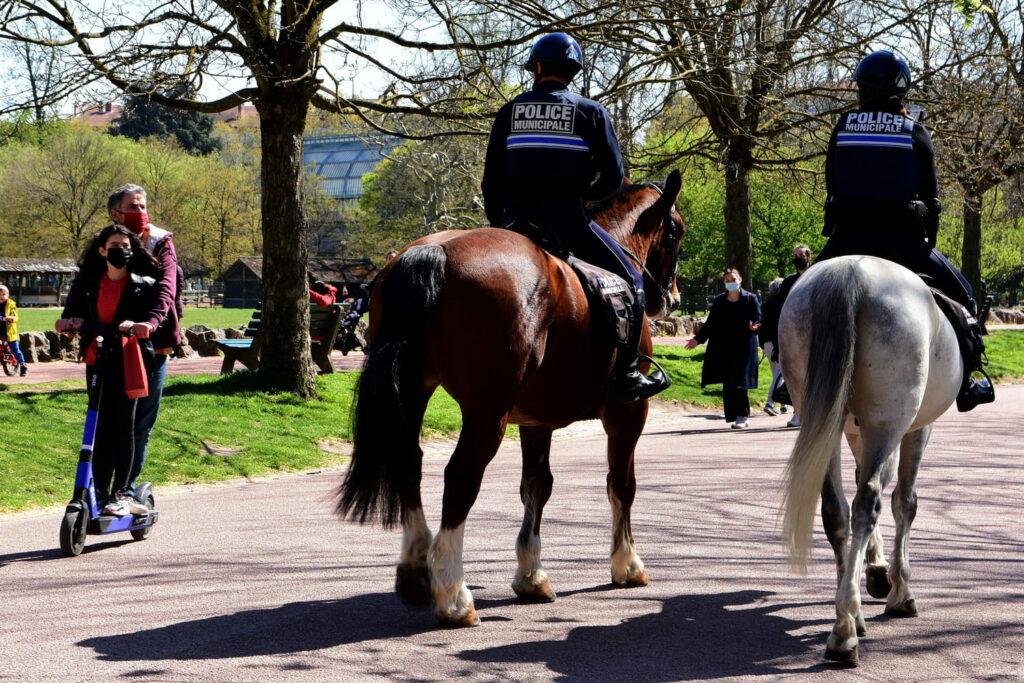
[337,244,446,528]
[783,259,864,570]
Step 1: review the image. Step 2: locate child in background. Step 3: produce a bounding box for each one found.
[0,284,28,376]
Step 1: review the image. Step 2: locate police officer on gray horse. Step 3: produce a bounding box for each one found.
[817,50,994,412]
[482,32,670,402]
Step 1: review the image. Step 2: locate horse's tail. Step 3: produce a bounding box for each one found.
[783,260,864,570]
[337,244,446,528]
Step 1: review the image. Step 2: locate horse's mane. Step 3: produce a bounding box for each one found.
[586,182,661,216]
[587,182,663,238]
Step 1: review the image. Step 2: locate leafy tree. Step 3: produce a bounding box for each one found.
[0,0,510,396]
[113,96,222,155]
[0,125,132,255]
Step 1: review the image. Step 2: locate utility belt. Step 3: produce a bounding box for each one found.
[824,198,932,240]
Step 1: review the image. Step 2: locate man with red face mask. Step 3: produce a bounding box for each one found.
[106,183,183,496]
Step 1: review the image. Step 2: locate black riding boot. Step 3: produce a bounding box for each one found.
[611,292,672,403]
[956,317,994,412]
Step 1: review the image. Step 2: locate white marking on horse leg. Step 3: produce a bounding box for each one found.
[401,506,432,566]
[512,501,554,600]
[609,491,646,586]
[394,506,434,607]
[428,524,477,625]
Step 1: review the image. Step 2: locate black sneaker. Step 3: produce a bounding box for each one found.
[19,364,27,377]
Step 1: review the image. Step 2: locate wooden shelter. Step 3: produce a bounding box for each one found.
[0,258,78,307]
[220,257,379,308]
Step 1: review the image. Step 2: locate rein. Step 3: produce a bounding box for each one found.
[614,183,680,306]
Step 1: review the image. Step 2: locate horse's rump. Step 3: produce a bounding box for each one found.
[393,228,616,425]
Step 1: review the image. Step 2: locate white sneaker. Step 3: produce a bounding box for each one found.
[780,405,788,414]
[732,417,749,429]
[101,499,131,517]
[787,416,801,428]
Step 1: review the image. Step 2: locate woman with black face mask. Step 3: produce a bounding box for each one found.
[56,225,163,516]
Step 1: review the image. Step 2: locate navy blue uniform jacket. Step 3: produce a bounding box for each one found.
[482,80,624,228]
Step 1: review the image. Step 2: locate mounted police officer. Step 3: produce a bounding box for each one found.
[481,32,670,402]
[817,50,994,412]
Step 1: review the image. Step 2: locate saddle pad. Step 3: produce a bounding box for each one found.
[567,256,634,347]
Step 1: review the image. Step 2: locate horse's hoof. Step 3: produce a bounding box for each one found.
[825,645,859,667]
[856,619,867,638]
[884,599,918,618]
[512,576,557,603]
[395,564,432,609]
[437,606,480,628]
[612,569,649,588]
[865,565,891,599]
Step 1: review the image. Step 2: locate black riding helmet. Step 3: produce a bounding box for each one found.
[523,33,584,79]
[853,50,911,96]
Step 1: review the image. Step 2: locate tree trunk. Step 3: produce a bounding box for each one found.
[723,138,753,283]
[961,191,983,306]
[255,89,317,397]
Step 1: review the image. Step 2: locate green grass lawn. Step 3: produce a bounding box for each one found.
[2,329,1021,514]
[0,372,463,514]
[15,307,253,333]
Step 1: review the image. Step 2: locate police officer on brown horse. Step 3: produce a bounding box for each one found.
[817,50,994,412]
[482,32,671,402]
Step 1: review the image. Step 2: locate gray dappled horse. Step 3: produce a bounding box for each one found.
[780,255,962,666]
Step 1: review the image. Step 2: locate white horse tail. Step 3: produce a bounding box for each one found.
[783,260,865,571]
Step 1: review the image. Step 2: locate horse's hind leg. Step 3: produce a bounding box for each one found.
[820,448,850,586]
[393,386,436,609]
[827,430,901,665]
[396,446,432,609]
[848,431,891,599]
[512,425,556,603]
[885,425,929,617]
[601,402,648,587]
[428,412,507,627]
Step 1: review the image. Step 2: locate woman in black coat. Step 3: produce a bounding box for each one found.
[685,268,762,428]
[56,225,163,516]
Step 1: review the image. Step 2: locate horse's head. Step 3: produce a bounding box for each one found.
[591,170,686,317]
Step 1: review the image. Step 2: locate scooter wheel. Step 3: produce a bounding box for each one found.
[59,508,87,556]
[130,494,156,541]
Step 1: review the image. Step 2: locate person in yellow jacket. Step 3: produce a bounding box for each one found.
[0,284,27,376]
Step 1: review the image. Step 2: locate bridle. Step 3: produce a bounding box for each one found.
[616,183,681,308]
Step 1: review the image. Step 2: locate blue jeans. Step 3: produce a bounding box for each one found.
[128,353,167,492]
[7,339,25,364]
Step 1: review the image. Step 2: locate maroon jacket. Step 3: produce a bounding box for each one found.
[143,225,182,349]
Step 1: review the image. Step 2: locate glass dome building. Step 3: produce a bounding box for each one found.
[303,134,399,200]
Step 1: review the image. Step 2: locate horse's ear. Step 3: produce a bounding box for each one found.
[663,169,683,205]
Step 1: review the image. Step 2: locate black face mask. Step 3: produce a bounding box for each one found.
[793,257,809,271]
[105,247,132,269]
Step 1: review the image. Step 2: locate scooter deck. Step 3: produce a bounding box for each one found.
[87,510,159,535]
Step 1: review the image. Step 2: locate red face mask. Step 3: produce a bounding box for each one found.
[120,210,149,236]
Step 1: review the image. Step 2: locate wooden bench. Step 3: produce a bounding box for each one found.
[214,303,344,375]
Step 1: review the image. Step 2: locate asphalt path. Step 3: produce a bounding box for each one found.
[1,386,1022,680]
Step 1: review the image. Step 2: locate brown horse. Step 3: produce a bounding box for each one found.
[338,171,685,626]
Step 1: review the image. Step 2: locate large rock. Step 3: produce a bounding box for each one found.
[647,315,702,337]
[45,330,80,361]
[990,308,1024,324]
[17,331,51,362]
[184,325,224,357]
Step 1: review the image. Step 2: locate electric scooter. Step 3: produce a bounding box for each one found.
[59,332,159,556]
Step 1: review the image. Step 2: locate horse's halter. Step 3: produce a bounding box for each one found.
[616,184,681,309]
